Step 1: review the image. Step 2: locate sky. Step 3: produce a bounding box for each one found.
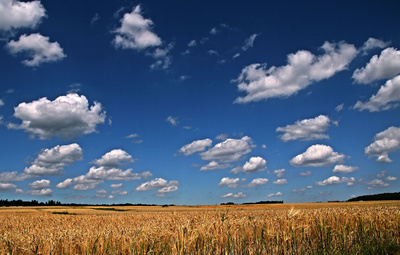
[0,0,399,205]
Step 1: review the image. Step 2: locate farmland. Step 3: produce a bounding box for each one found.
[1,201,399,254]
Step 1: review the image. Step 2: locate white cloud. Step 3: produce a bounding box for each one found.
[231,156,267,174]
[273,169,285,178]
[27,188,52,196]
[6,33,66,67]
[111,190,128,196]
[360,38,391,54]
[234,41,357,103]
[386,176,397,181]
[290,144,345,167]
[273,179,288,185]
[246,178,268,188]
[265,191,283,198]
[332,164,359,173]
[29,179,50,189]
[0,0,46,31]
[9,93,106,140]
[179,138,212,156]
[242,34,259,51]
[365,126,400,162]
[335,103,344,112]
[377,170,387,178]
[200,161,231,171]
[92,149,135,168]
[166,116,179,126]
[210,27,218,35]
[155,185,178,197]
[300,171,312,176]
[110,183,122,189]
[135,178,179,192]
[218,177,240,188]
[0,171,31,183]
[354,75,400,112]
[201,136,253,162]
[24,144,82,176]
[276,115,332,142]
[353,48,400,84]
[366,179,390,189]
[188,40,197,47]
[0,183,17,191]
[113,5,161,50]
[221,192,246,199]
[315,176,355,186]
[292,186,313,193]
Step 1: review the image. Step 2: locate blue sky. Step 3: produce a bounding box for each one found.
[0,0,399,205]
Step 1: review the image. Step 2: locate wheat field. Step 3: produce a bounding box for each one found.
[0,201,399,254]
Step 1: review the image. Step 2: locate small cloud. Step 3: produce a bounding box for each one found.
[188,40,197,47]
[335,103,344,112]
[265,191,282,198]
[221,192,246,199]
[242,33,259,51]
[300,171,312,176]
[166,116,179,126]
[90,13,100,25]
[273,179,288,185]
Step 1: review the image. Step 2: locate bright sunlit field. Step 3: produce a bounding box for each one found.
[1,201,399,254]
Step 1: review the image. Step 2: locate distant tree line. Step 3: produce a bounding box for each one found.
[221,200,283,205]
[0,199,173,207]
[347,192,400,202]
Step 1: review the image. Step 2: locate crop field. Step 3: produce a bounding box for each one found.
[0,201,399,254]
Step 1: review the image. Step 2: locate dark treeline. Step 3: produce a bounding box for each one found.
[0,199,164,207]
[221,201,283,205]
[347,192,400,202]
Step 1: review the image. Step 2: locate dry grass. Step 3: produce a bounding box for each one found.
[0,201,399,254]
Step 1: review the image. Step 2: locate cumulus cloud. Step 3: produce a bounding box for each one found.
[273,179,288,185]
[27,188,52,196]
[276,115,332,141]
[353,75,400,112]
[200,161,231,171]
[315,176,355,186]
[234,41,357,103]
[201,136,253,162]
[6,33,66,67]
[29,179,50,189]
[246,178,268,188]
[92,149,135,168]
[218,177,240,188]
[9,93,106,140]
[24,144,82,176]
[386,176,397,181]
[135,178,179,196]
[230,156,267,174]
[0,183,17,191]
[332,164,359,173]
[0,171,31,183]
[110,183,122,189]
[221,192,246,199]
[0,0,46,31]
[364,126,400,162]
[179,138,212,156]
[300,171,312,176]
[353,48,400,84]
[290,144,345,167]
[265,191,283,198]
[366,179,390,189]
[113,5,161,50]
[273,169,286,178]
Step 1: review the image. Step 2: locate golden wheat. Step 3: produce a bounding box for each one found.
[0,201,399,254]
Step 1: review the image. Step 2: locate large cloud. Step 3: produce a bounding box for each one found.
[6,33,66,67]
[353,75,400,112]
[365,126,400,162]
[135,178,179,196]
[234,41,357,103]
[9,93,106,140]
[200,136,253,162]
[315,176,355,186]
[276,115,332,142]
[0,183,17,191]
[353,48,400,84]
[92,149,135,168]
[0,0,46,31]
[230,156,267,174]
[24,143,82,175]
[179,138,212,156]
[290,144,345,167]
[218,177,240,188]
[113,5,161,50]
